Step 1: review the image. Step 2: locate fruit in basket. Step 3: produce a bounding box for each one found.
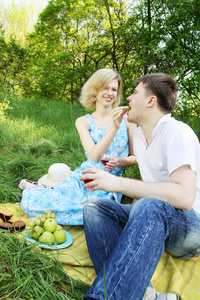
[39,231,54,245]
[43,218,57,232]
[53,230,67,244]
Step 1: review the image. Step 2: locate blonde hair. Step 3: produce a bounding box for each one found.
[79,68,123,110]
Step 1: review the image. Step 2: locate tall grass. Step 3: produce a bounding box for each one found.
[0,96,87,203]
[0,231,89,299]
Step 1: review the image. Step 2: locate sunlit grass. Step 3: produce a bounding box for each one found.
[0,96,87,203]
[0,232,89,299]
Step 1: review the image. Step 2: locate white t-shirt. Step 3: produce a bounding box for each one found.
[133,114,200,213]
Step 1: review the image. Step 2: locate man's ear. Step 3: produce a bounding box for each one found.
[146,96,157,107]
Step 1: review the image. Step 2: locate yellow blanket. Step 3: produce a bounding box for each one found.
[1,203,200,299]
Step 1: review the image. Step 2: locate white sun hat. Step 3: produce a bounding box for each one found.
[38,163,72,188]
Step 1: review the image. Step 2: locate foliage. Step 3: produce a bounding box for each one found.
[0,0,46,45]
[0,231,89,299]
[0,0,199,128]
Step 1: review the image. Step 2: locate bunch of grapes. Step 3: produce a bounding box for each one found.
[25,210,66,245]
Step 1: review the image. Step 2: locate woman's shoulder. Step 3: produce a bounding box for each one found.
[75,114,90,129]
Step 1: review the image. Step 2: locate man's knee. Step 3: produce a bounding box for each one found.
[130,197,169,218]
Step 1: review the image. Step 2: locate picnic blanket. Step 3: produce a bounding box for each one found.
[1,202,200,299]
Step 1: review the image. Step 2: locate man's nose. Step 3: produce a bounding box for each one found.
[127,95,132,102]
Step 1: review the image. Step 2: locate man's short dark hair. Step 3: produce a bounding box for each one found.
[134,73,179,113]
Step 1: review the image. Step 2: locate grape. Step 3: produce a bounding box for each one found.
[51,212,56,219]
[35,218,41,226]
[28,219,36,228]
[44,210,56,219]
[46,213,52,219]
[125,106,131,111]
[40,216,46,223]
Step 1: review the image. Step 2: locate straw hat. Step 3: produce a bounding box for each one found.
[38,163,71,188]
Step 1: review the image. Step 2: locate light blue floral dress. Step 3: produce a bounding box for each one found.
[20,114,129,225]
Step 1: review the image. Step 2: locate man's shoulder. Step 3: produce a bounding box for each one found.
[164,117,199,146]
[166,117,196,135]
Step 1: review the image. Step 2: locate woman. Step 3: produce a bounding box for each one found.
[19,68,136,225]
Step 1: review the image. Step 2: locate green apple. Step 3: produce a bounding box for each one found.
[56,224,63,231]
[25,227,34,236]
[43,218,57,232]
[39,231,54,245]
[26,226,44,240]
[53,230,67,244]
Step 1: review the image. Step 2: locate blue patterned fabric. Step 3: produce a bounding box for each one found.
[20,114,129,225]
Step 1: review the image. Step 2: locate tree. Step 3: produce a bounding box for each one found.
[126,0,200,121]
[0,0,46,45]
[23,0,135,102]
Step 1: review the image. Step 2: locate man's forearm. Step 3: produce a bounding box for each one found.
[117,177,194,211]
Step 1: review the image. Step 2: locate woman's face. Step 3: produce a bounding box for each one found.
[96,79,118,108]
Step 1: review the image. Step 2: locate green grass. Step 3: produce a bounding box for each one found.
[0,231,89,299]
[0,96,87,203]
[0,96,89,299]
[0,94,140,299]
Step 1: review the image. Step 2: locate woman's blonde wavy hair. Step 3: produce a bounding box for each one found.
[79,68,123,110]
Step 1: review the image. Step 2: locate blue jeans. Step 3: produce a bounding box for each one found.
[83,198,200,300]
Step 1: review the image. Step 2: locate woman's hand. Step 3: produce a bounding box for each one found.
[105,156,119,171]
[112,107,127,130]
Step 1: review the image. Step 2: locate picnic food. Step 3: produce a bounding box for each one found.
[53,230,67,244]
[25,210,67,245]
[125,106,131,111]
[0,208,26,231]
[43,218,57,232]
[39,231,54,245]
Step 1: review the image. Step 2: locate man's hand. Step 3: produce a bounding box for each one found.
[80,168,119,192]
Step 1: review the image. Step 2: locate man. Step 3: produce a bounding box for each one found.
[80,73,200,300]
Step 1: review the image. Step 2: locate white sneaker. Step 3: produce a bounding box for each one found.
[157,293,180,300]
[143,287,180,300]
[143,287,157,299]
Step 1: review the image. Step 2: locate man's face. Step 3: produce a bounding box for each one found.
[126,82,150,124]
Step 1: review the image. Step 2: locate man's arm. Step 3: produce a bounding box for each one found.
[80,165,196,211]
